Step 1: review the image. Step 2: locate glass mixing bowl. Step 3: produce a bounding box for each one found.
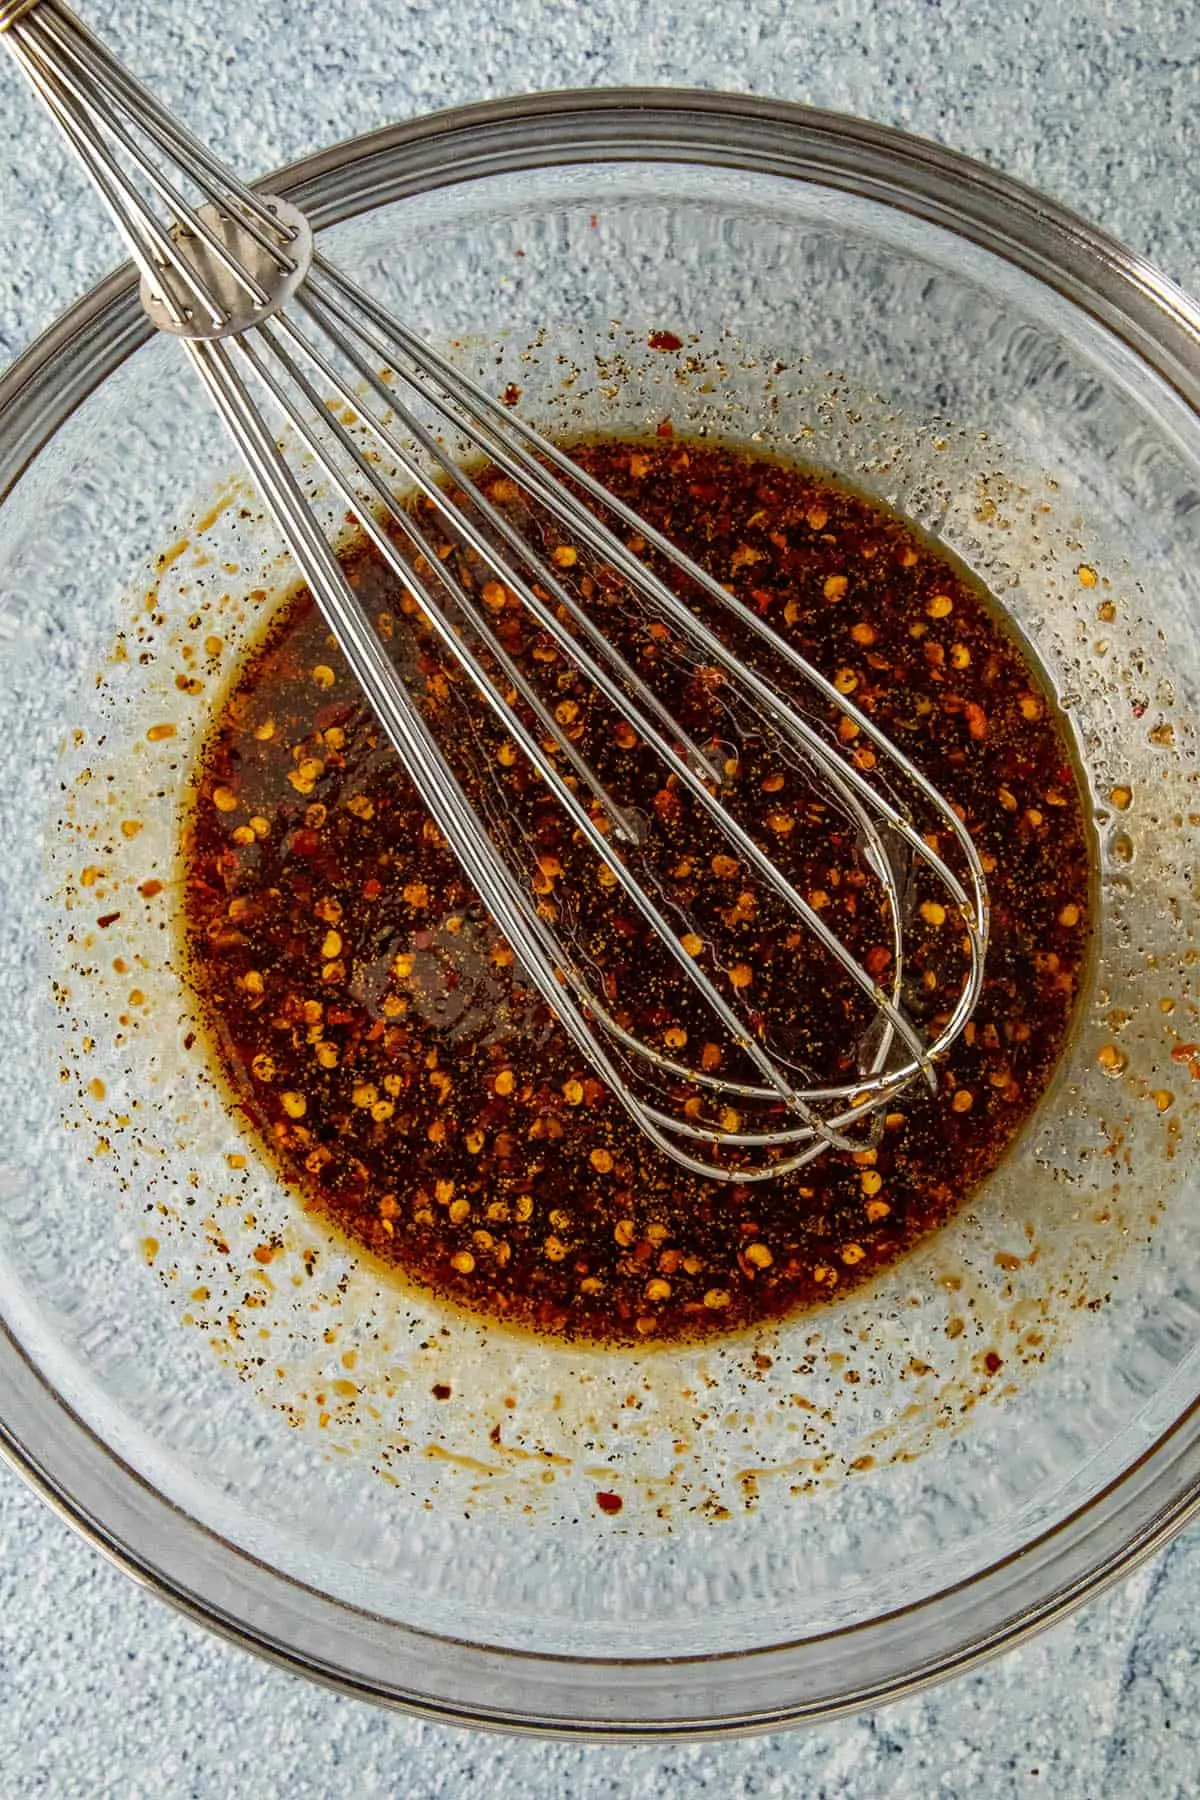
[0,91,1197,1737]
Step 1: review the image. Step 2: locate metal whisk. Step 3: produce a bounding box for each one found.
[2,0,988,1181]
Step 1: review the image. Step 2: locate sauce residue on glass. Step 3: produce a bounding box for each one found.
[181,435,1092,1345]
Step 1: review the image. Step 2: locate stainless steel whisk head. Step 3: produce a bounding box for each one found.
[2,0,989,1181]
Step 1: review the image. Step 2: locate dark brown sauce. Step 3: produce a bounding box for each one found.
[182,435,1092,1345]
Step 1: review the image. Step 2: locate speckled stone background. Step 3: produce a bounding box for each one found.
[1,1,1197,1794]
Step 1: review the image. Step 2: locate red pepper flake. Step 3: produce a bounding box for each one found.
[963,700,988,740]
[96,911,121,928]
[647,330,683,352]
[138,879,164,899]
[595,1490,624,1514]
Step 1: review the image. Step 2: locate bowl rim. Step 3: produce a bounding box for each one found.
[1,85,1198,1738]
[5,85,1200,506]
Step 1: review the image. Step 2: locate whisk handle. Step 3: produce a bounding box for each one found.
[1,0,312,337]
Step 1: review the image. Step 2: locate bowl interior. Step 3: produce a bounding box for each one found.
[0,112,1197,1729]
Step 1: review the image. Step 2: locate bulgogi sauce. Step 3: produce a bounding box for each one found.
[183,436,1092,1345]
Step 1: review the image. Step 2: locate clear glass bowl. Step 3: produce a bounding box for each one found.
[1,91,1197,1736]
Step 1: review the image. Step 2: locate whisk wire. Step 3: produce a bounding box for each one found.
[257,309,934,1092]
[189,335,847,1174]
[311,262,990,1075]
[3,0,993,1179]
[229,321,858,1147]
[245,321,642,841]
[291,269,950,1077]
[317,261,988,946]
[294,284,726,791]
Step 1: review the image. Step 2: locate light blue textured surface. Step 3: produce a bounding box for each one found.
[1,1,1197,1793]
